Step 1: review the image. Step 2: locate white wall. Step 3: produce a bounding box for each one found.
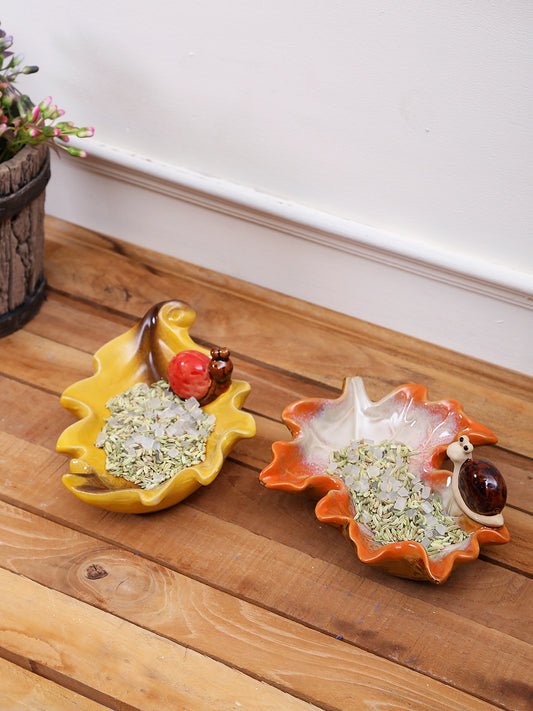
[4,2,532,373]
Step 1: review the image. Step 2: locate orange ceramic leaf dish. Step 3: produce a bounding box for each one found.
[57,301,256,513]
[260,377,510,583]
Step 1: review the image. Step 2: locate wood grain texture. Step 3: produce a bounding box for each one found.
[0,568,324,711]
[5,294,533,515]
[0,370,530,576]
[0,217,530,711]
[0,656,108,711]
[0,501,501,711]
[0,430,530,710]
[43,217,533,458]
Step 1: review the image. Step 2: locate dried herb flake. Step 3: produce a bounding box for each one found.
[328,439,469,556]
[96,380,215,489]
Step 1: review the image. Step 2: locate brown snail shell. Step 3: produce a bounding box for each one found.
[198,347,233,405]
[458,458,507,516]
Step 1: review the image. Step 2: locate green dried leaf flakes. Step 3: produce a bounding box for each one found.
[328,439,468,556]
[95,380,216,490]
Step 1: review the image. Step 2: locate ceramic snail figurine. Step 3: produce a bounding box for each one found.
[167,347,233,405]
[446,434,507,527]
[200,347,233,405]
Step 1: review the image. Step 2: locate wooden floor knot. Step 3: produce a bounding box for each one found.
[86,563,108,580]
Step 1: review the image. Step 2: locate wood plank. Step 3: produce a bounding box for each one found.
[0,316,529,576]
[0,375,76,450]
[43,218,533,458]
[0,432,530,710]
[479,508,533,572]
[189,453,533,581]
[0,370,530,574]
[0,656,108,711]
[0,215,529,711]
[42,216,532,401]
[3,297,533,516]
[0,328,92,394]
[0,501,502,711]
[23,290,339,424]
[0,568,323,711]
[26,289,135,353]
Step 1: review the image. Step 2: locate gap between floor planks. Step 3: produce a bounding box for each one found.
[0,218,530,710]
[0,502,503,711]
[42,230,532,414]
[0,567,327,711]
[44,216,532,401]
[0,656,110,711]
[0,365,531,577]
[0,430,530,711]
[5,292,533,513]
[0,320,531,576]
[42,218,533,458]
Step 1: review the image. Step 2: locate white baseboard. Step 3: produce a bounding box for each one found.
[44,142,533,376]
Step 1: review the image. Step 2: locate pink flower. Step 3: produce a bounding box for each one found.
[76,127,94,138]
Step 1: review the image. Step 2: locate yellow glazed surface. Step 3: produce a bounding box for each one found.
[57,301,256,513]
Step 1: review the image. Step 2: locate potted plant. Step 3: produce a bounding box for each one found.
[0,23,93,336]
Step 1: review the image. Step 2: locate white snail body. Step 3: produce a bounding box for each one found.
[446,435,506,528]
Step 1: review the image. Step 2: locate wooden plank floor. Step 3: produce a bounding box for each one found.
[0,216,531,711]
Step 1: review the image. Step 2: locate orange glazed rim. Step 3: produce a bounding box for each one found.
[260,377,509,583]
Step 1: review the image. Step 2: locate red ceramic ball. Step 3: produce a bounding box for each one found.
[458,459,507,516]
[167,350,211,400]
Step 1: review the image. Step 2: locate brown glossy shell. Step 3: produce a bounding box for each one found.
[459,458,507,515]
[199,347,233,405]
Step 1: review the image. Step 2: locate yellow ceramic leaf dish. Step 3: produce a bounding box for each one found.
[57,300,256,513]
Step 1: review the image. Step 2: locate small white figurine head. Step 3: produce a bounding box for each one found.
[446,433,506,528]
[446,434,473,465]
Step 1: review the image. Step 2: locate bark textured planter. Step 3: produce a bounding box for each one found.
[0,143,50,337]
